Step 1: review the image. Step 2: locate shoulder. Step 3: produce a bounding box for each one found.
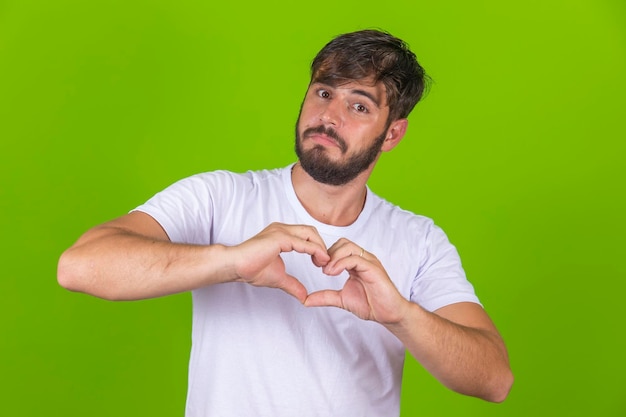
[367,191,436,235]
[365,192,458,262]
[172,166,287,195]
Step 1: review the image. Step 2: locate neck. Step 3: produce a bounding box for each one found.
[291,162,371,226]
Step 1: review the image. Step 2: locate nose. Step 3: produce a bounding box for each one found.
[319,98,343,127]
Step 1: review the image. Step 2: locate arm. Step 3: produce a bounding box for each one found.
[304,239,513,402]
[57,212,330,301]
[386,301,513,402]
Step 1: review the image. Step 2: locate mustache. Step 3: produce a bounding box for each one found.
[302,125,347,153]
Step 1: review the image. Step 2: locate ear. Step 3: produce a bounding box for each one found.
[381,118,408,152]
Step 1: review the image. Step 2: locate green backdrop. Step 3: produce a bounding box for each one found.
[1,0,625,415]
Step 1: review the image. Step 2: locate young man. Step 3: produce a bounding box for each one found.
[58,29,513,416]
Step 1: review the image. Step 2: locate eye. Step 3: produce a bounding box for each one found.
[353,103,368,113]
[317,89,331,99]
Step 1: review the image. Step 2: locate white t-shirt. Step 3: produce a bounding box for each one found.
[134,165,480,417]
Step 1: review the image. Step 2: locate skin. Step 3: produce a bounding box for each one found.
[57,78,513,403]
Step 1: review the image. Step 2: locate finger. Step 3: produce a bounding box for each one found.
[280,238,330,266]
[279,224,330,266]
[326,238,352,257]
[275,272,309,303]
[289,224,328,249]
[326,241,368,273]
[304,289,343,308]
[324,254,372,277]
[328,239,366,259]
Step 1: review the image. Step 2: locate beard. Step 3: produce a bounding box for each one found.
[295,120,388,186]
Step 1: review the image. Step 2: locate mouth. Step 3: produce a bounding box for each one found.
[302,126,347,153]
[307,132,340,147]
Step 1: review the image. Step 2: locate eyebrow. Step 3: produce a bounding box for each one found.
[314,82,382,108]
[351,89,381,108]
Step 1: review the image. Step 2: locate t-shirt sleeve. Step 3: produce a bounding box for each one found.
[132,174,216,245]
[410,221,481,312]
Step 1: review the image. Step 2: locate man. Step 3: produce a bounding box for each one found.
[58,29,513,416]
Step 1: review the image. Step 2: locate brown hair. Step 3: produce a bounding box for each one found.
[311,29,429,122]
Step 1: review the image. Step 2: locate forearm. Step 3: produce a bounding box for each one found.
[385,301,513,402]
[57,226,234,301]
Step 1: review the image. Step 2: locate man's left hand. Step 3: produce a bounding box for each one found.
[304,238,409,325]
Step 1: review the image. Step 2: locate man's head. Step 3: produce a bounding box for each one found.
[310,29,428,123]
[295,29,428,186]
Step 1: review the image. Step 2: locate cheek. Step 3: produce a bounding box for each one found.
[298,103,318,127]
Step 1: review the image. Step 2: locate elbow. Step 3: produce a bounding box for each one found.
[57,250,119,301]
[485,368,514,403]
[444,362,514,403]
[57,249,83,293]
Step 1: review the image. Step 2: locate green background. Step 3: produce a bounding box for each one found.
[1,0,625,415]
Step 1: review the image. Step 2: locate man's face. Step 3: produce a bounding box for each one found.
[295,79,391,186]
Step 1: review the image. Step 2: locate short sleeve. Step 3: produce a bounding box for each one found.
[410,222,481,312]
[132,174,217,245]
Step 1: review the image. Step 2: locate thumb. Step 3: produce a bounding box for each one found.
[304,290,343,308]
[275,273,308,303]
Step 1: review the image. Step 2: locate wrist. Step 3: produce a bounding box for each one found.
[383,300,422,334]
[201,244,238,284]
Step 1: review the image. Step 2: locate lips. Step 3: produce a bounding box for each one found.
[308,132,339,147]
[302,126,347,153]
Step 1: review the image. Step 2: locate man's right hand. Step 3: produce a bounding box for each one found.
[229,223,330,303]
